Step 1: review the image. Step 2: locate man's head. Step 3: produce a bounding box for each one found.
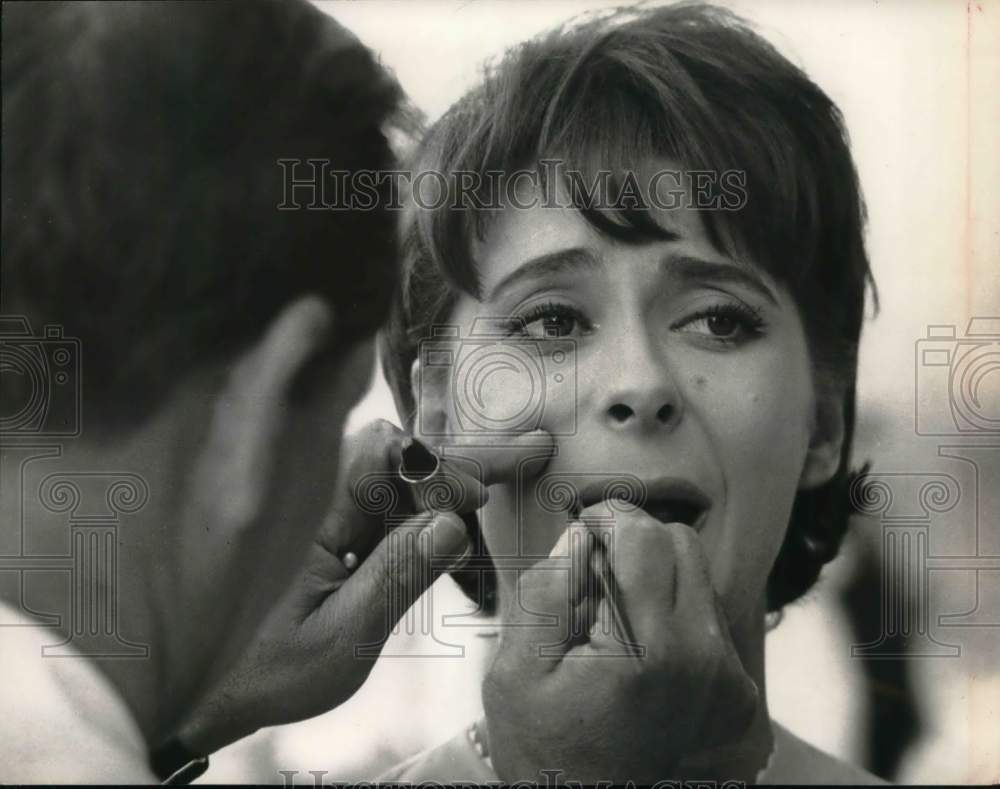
[2,0,401,736]
[3,0,401,431]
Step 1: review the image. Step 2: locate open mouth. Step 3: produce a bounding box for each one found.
[572,477,711,530]
[639,497,708,528]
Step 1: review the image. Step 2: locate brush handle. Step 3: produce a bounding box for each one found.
[590,537,644,662]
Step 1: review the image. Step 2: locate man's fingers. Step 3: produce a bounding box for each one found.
[404,428,557,518]
[575,503,678,647]
[341,418,407,491]
[339,510,470,654]
[439,429,557,487]
[668,524,725,643]
[501,524,595,665]
[313,419,409,564]
[406,461,489,515]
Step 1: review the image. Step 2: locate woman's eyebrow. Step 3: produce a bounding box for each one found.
[665,255,779,306]
[485,247,599,301]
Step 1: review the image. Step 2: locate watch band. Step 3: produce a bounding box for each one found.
[150,737,210,785]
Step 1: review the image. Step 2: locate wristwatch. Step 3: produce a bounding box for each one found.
[149,737,210,785]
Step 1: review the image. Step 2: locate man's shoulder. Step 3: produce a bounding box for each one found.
[0,598,155,783]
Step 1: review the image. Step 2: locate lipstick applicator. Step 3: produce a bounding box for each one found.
[569,500,644,664]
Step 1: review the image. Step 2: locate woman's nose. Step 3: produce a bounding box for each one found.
[603,387,681,431]
[606,398,677,427]
[598,339,683,432]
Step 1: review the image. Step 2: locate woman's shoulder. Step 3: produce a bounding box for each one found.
[766,722,889,785]
[378,725,496,783]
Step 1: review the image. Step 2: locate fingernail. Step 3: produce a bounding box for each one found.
[437,458,490,507]
[429,511,469,559]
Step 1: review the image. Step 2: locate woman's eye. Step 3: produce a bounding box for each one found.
[516,303,588,338]
[704,313,740,337]
[534,312,577,337]
[674,303,765,344]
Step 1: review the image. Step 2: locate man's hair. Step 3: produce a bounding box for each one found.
[2,0,402,433]
[381,1,877,612]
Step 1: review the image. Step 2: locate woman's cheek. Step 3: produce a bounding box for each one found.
[445,342,578,564]
[479,480,568,613]
[699,362,814,615]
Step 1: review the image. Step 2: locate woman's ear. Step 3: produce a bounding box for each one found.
[200,295,336,527]
[799,389,847,490]
[411,357,449,440]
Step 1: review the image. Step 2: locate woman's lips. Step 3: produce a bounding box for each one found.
[571,476,712,531]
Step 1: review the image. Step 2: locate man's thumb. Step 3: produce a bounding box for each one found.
[347,511,470,649]
[421,511,471,571]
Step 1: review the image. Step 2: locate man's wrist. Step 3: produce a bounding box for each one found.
[149,737,209,784]
[176,703,260,758]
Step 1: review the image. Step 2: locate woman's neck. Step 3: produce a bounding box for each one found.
[696,594,775,781]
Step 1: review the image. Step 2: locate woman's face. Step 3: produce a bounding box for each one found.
[420,172,839,622]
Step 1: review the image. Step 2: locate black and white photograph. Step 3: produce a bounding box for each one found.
[1,0,998,784]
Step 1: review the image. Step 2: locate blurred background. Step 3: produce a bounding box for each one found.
[204,0,999,782]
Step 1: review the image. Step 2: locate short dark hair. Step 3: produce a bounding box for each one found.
[2,0,402,433]
[381,1,877,612]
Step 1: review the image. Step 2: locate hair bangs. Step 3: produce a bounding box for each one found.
[410,3,852,312]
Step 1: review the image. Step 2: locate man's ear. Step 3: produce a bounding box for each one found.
[799,388,847,490]
[204,295,335,527]
[410,357,449,440]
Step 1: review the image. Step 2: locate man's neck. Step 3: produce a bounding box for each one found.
[0,415,200,748]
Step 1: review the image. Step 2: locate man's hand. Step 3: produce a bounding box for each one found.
[482,506,770,784]
[179,419,554,754]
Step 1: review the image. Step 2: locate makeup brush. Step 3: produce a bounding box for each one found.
[588,533,644,663]
[570,498,644,664]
